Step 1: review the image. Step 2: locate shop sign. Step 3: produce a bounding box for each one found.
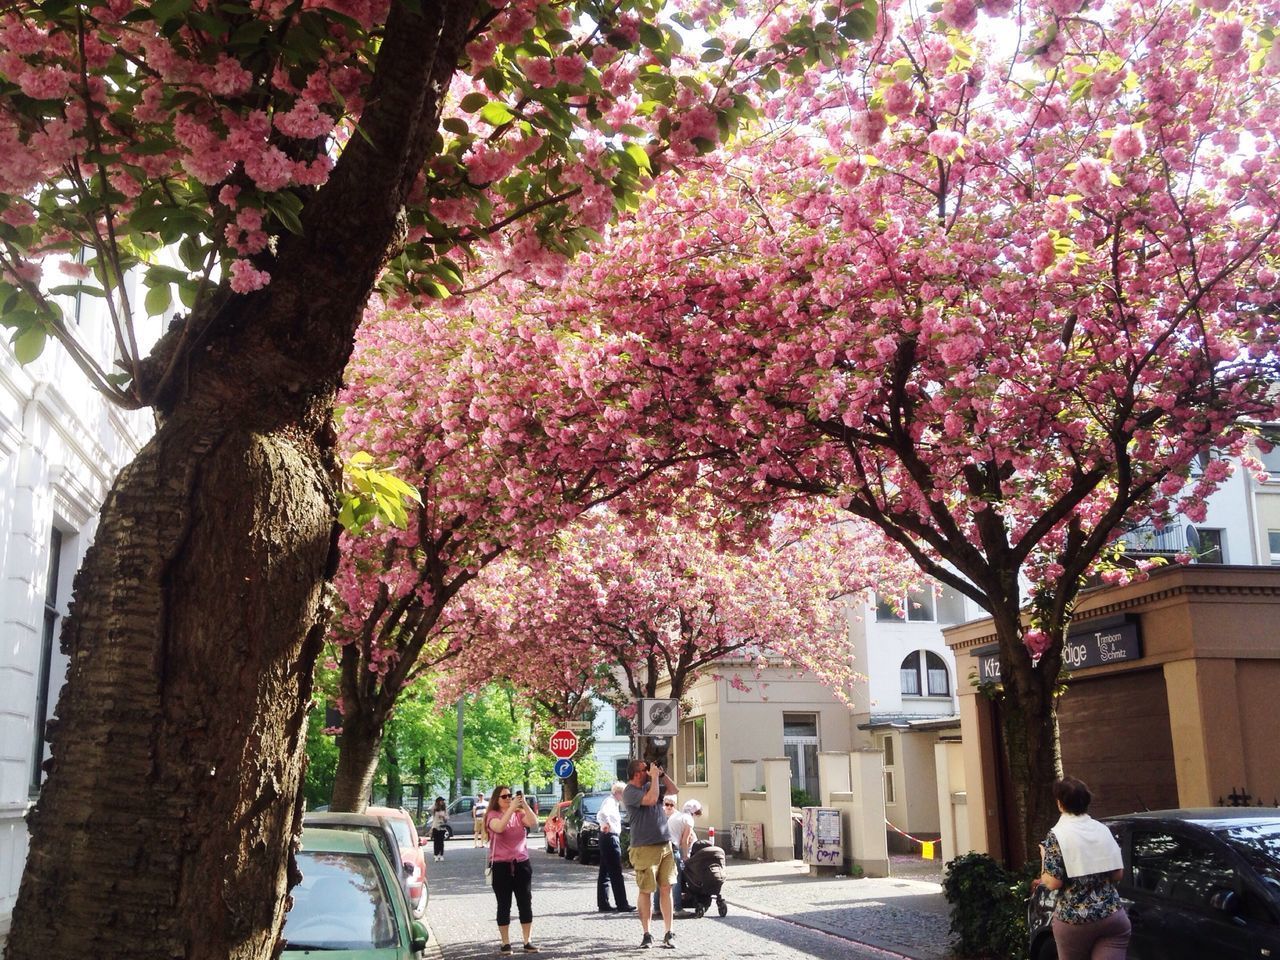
[976,617,1142,682]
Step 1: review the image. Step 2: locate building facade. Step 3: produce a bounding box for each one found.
[946,564,1280,866]
[0,297,155,941]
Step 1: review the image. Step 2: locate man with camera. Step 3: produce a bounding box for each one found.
[623,758,678,949]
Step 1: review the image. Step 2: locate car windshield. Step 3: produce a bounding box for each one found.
[1223,823,1280,896]
[387,817,414,849]
[582,796,605,816]
[283,852,399,951]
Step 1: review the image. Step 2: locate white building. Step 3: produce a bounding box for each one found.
[0,291,156,942]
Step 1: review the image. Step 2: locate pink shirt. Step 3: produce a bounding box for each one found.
[487,811,530,863]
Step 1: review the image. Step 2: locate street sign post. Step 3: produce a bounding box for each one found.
[553,758,575,779]
[549,729,579,760]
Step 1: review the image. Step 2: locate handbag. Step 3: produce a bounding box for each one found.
[484,856,492,882]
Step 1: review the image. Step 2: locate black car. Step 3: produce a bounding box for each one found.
[1028,808,1280,960]
[563,793,616,864]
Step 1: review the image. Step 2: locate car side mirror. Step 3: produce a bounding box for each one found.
[410,918,429,952]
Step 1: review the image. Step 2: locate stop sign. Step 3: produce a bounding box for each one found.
[549,729,579,759]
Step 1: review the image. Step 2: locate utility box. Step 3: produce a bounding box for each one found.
[801,807,843,875]
[730,821,765,860]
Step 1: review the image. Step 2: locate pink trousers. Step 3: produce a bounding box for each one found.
[1051,909,1131,960]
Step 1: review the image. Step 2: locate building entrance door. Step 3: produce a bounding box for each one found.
[783,713,820,801]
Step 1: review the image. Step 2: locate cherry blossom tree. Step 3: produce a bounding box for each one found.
[447,499,918,726]
[0,0,881,955]
[324,300,701,810]
[517,0,1280,859]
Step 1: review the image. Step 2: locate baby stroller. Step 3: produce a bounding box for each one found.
[681,840,728,918]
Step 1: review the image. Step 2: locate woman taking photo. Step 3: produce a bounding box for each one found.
[486,785,540,953]
[429,796,448,862]
[1038,776,1130,960]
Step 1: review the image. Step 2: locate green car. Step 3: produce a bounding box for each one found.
[283,826,429,958]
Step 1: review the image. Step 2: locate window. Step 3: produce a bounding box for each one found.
[1131,830,1239,911]
[681,716,706,784]
[900,650,950,697]
[783,713,820,799]
[1259,443,1280,475]
[881,734,894,767]
[1270,531,1280,565]
[884,770,895,803]
[1192,528,1224,564]
[877,587,936,622]
[31,528,64,795]
[615,758,631,782]
[613,711,630,737]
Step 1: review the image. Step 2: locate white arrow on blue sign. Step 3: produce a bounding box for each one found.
[553,758,575,780]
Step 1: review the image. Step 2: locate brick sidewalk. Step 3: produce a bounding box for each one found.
[422,839,955,960]
[720,858,953,960]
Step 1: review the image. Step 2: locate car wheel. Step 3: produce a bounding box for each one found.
[442,825,453,841]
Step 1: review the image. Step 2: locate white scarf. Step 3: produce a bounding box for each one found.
[1051,813,1123,878]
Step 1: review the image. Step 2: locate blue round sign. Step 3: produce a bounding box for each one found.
[553,758,575,779]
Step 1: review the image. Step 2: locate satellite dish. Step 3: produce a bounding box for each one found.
[1185,524,1201,561]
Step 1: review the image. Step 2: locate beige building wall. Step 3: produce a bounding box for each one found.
[666,662,856,839]
[946,565,1280,862]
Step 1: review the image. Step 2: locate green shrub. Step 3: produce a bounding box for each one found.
[941,852,1035,959]
[790,786,817,808]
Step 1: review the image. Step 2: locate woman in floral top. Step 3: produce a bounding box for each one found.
[1038,777,1130,960]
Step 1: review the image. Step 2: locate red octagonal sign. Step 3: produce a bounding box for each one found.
[549,729,579,760]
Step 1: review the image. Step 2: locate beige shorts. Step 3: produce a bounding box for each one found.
[629,843,676,893]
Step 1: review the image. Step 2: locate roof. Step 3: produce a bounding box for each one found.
[304,811,389,828]
[1107,808,1280,831]
[299,826,380,856]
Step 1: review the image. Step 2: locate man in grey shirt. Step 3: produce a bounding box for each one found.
[623,758,677,949]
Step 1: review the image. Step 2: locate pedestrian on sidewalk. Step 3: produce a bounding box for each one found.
[487,785,541,954]
[624,758,677,949]
[474,791,489,847]
[430,796,448,861]
[1037,776,1130,960]
[597,781,635,913]
[652,795,685,915]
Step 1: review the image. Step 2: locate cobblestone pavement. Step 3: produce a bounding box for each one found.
[422,838,954,960]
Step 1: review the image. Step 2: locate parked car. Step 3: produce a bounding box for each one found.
[367,805,428,917]
[1028,808,1280,960]
[429,795,483,839]
[302,810,420,914]
[283,826,429,957]
[543,800,571,856]
[564,792,618,864]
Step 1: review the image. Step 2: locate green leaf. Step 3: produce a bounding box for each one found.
[442,117,470,137]
[460,92,489,113]
[480,101,515,125]
[12,326,46,364]
[144,283,172,316]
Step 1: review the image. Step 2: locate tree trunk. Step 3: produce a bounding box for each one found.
[330,708,385,813]
[385,738,403,809]
[995,616,1065,866]
[4,4,478,957]
[5,415,336,960]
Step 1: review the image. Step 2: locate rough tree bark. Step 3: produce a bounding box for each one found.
[991,604,1066,866]
[4,4,477,958]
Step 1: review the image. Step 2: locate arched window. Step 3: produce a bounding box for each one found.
[900,650,951,697]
